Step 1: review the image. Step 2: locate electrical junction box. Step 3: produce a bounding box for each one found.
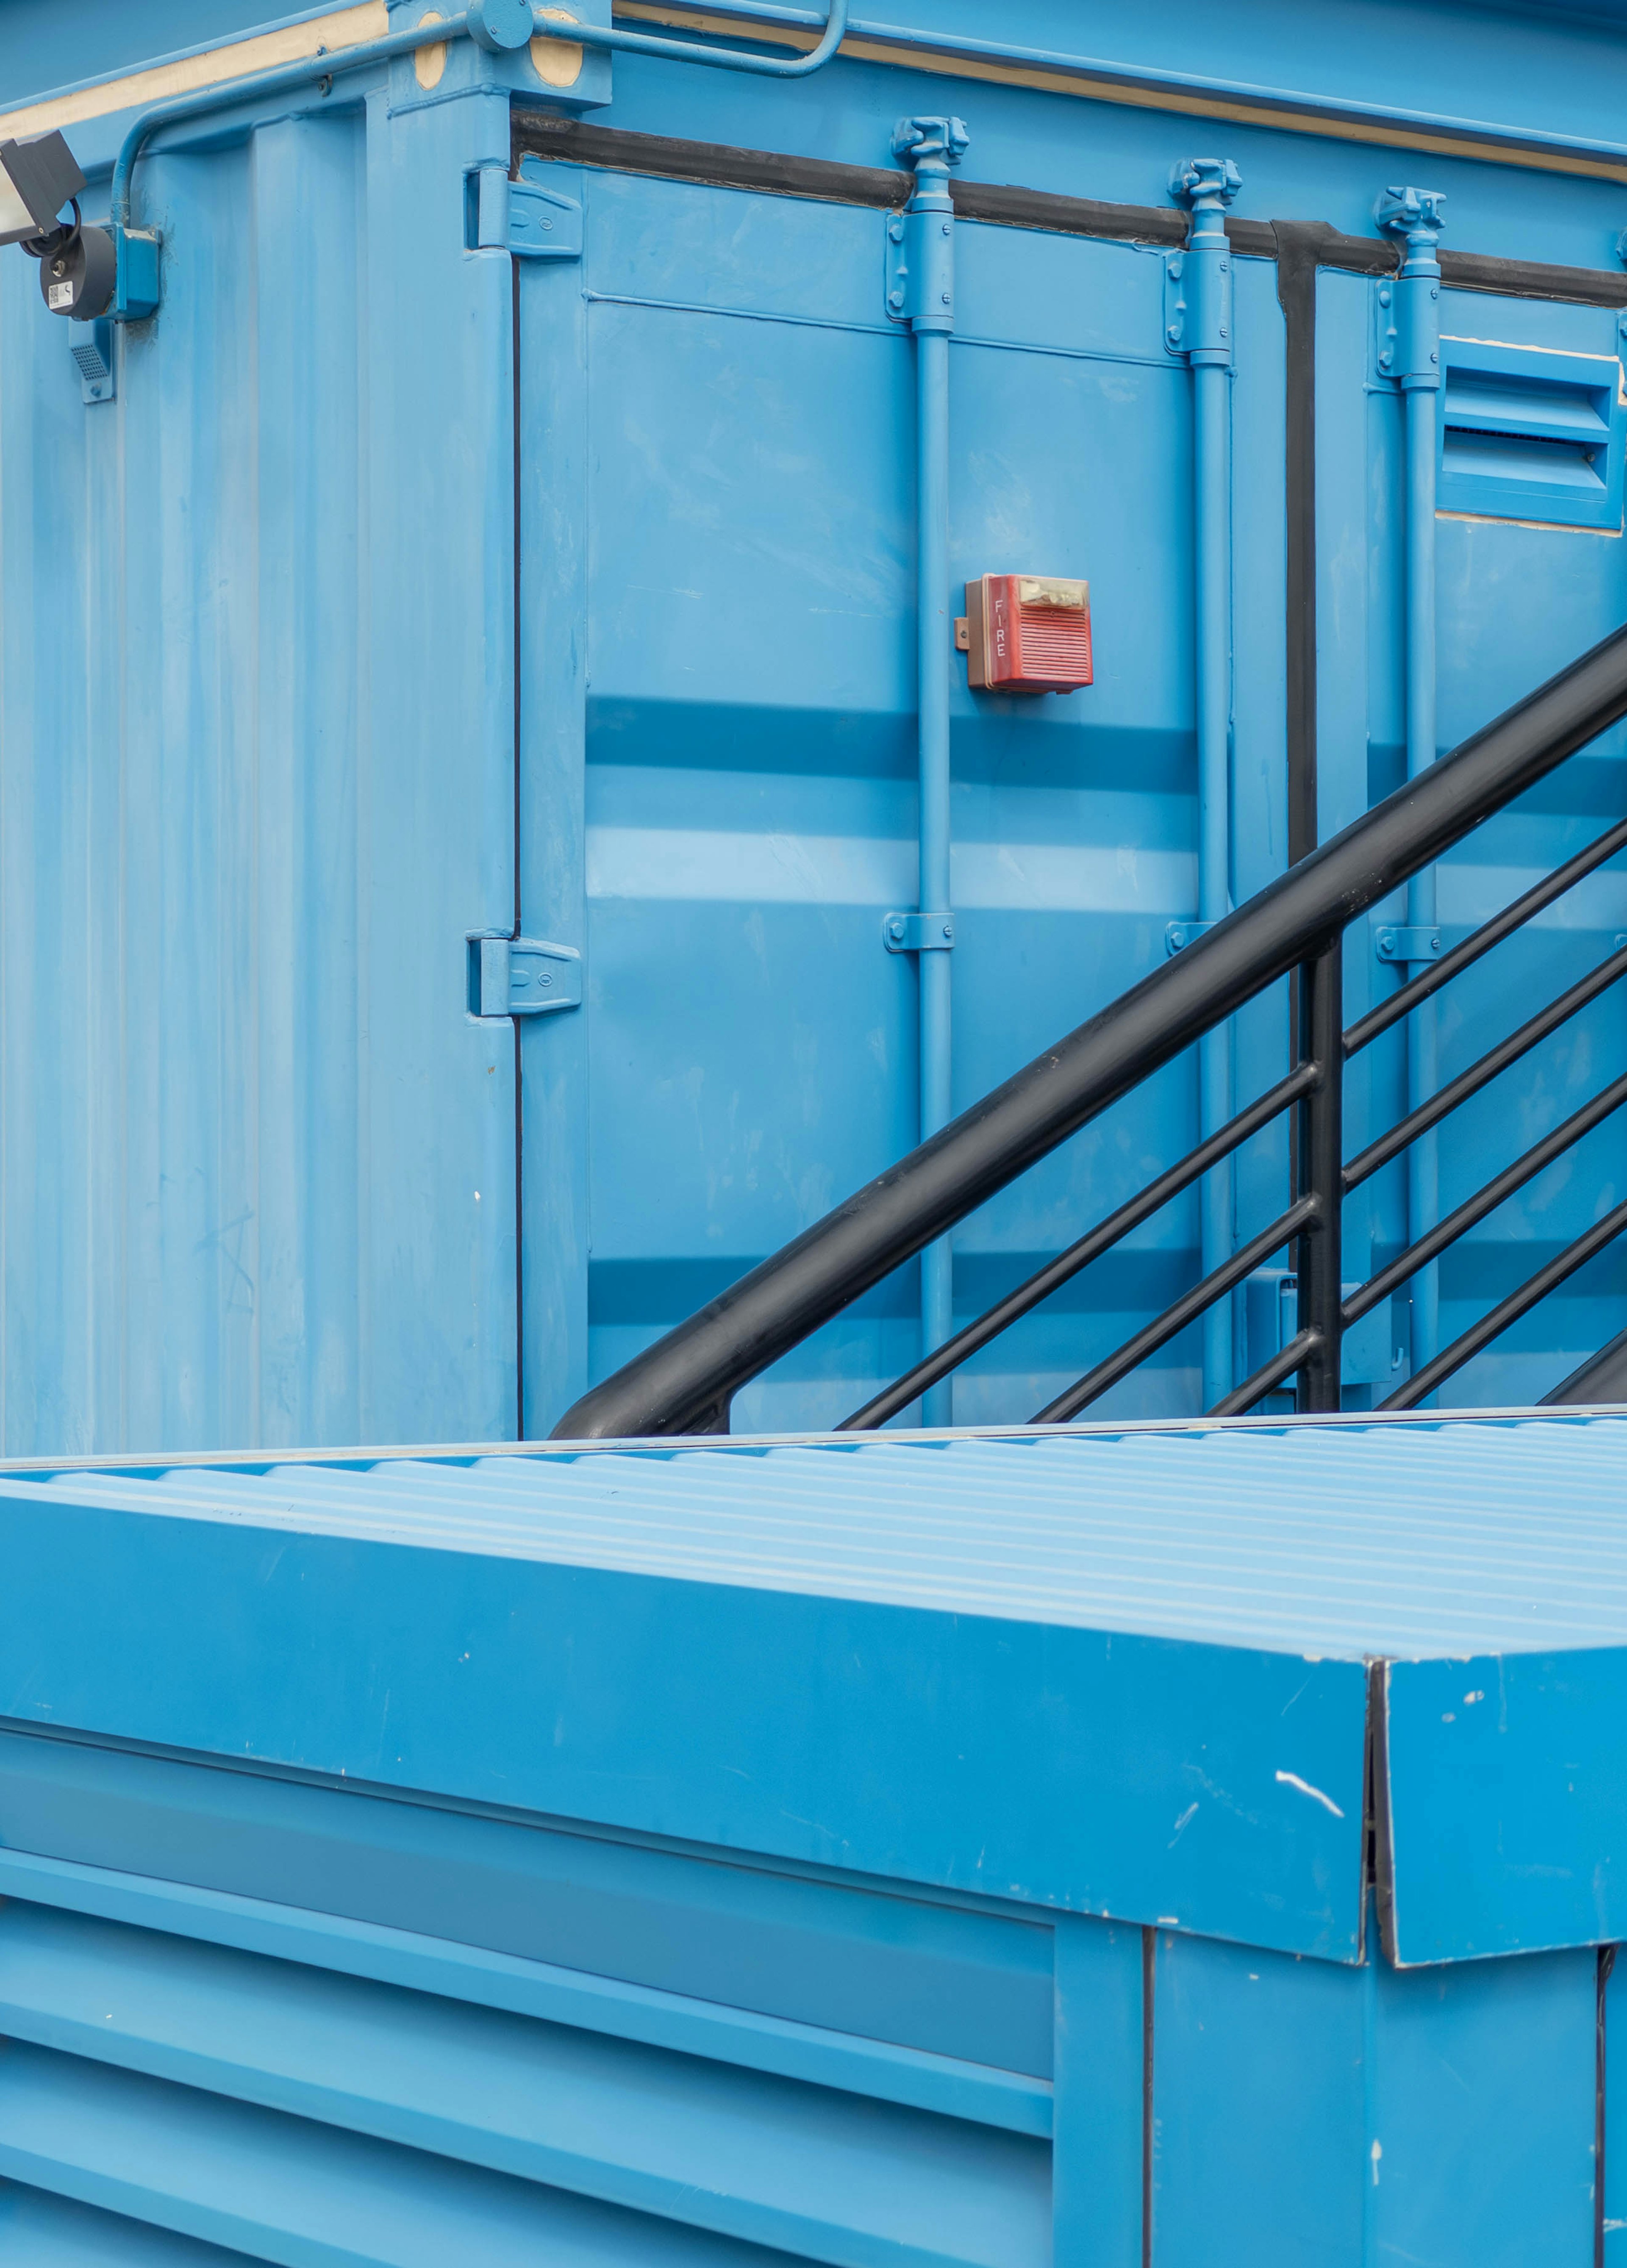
[955,574,1093,693]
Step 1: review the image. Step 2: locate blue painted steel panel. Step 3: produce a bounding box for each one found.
[0,1447,1369,1957]
[1154,1922,1596,2267]
[1385,1645,1627,1964]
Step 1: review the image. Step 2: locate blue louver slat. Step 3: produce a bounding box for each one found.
[0,1899,1048,2268]
[0,2040,841,2268]
[0,2179,257,2264]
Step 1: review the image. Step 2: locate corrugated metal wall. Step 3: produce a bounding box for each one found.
[0,71,520,1456]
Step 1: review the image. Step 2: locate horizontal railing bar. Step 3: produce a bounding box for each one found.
[837,1062,1318,1431]
[1030,1195,1319,1425]
[1343,810,1627,1058]
[1342,940,1627,1190]
[553,622,1627,1437]
[1345,1068,1627,1323]
[1380,1194,1627,1410]
[1205,1328,1322,1417]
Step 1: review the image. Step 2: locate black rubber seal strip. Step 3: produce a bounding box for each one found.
[1444,247,1627,308]
[513,116,1627,304]
[957,176,1184,244]
[1274,223,1340,863]
[514,114,908,206]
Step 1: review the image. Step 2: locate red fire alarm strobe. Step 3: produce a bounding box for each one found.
[954,575,1093,694]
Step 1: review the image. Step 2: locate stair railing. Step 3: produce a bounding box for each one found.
[553,624,1627,1438]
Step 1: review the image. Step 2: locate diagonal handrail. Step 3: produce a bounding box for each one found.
[552,623,1627,1439]
[837,1062,1318,1430]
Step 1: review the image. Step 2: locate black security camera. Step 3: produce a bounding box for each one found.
[24,208,117,318]
[0,129,115,319]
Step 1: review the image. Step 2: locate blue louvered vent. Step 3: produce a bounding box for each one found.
[0,1727,1052,2266]
[1438,337,1627,530]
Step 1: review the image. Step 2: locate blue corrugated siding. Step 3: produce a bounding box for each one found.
[0,76,519,1455]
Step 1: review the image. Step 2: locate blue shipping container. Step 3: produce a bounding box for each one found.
[5,0,1627,1449]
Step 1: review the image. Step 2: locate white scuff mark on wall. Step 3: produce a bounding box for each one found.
[1275,1769,1345,1819]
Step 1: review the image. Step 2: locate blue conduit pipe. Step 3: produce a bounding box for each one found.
[1171,156,1241,1411]
[892,115,967,1425]
[649,0,1627,181]
[544,0,848,73]
[1377,186,1446,1389]
[108,0,849,311]
[109,3,486,308]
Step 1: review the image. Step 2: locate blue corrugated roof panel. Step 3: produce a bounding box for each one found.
[6,1412,1627,1965]
[15,1410,1627,1656]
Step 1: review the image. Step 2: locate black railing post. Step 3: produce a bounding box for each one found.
[1297,940,1344,1410]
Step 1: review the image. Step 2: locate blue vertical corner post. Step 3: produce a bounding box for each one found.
[1376,187,1445,1393]
[516,152,592,1438]
[1169,157,1241,1411]
[361,35,522,1442]
[889,115,967,1427]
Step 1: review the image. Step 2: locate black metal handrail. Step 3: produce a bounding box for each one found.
[553,623,1627,1438]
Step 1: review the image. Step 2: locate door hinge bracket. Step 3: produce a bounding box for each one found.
[885,911,956,952]
[469,935,582,1017]
[467,166,582,258]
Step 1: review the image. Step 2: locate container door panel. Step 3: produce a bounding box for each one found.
[519,171,1280,1431]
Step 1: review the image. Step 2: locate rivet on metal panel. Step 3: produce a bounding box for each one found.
[1162,255,1186,352]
